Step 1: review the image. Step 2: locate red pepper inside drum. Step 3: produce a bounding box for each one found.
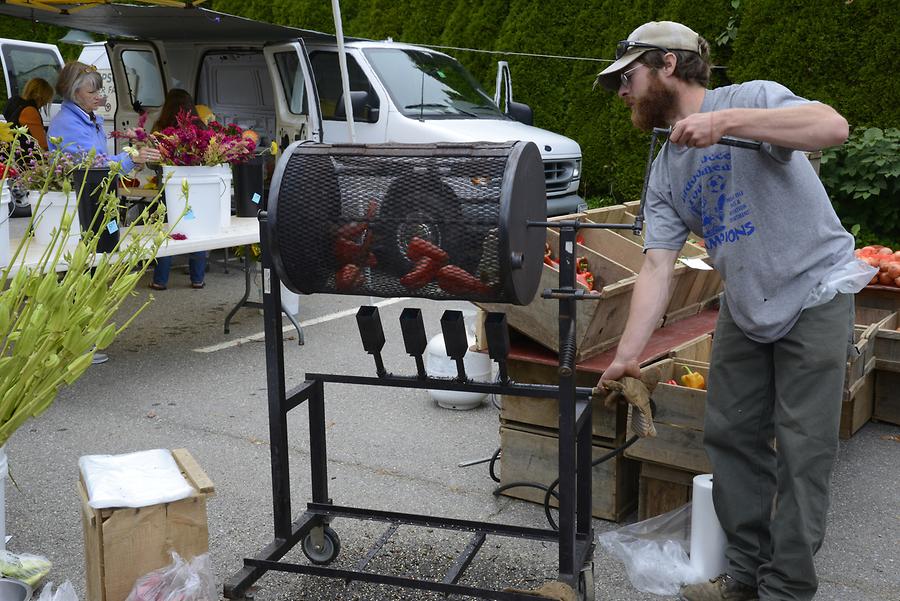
[407,237,449,266]
[335,264,363,291]
[435,265,492,296]
[400,257,440,290]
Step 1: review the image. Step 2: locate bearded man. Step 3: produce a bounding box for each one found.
[593,21,873,601]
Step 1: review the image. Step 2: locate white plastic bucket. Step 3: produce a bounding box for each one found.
[163,165,232,239]
[0,184,10,268]
[32,190,81,247]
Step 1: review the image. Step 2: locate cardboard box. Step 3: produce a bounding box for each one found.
[80,449,214,601]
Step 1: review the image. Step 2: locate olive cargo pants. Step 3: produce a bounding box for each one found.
[704,293,854,601]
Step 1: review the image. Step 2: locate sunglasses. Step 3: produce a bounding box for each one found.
[619,64,646,88]
[616,40,671,60]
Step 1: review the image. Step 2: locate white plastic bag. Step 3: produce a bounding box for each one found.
[598,503,702,595]
[125,552,215,601]
[79,449,194,509]
[35,581,78,601]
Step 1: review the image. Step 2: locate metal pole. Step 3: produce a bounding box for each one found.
[557,223,577,584]
[331,0,356,143]
[260,213,291,539]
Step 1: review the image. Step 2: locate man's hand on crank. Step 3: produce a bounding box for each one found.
[598,357,641,386]
[669,111,726,148]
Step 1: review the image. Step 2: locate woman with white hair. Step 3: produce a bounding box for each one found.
[47,61,159,168]
[47,62,161,366]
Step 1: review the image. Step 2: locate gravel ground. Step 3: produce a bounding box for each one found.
[5,257,899,600]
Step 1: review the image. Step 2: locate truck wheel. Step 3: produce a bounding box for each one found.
[374,176,465,277]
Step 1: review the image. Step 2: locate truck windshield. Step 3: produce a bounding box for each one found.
[363,48,505,119]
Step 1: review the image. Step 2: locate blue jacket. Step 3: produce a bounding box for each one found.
[47,101,135,173]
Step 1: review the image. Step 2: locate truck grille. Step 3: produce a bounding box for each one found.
[544,159,576,193]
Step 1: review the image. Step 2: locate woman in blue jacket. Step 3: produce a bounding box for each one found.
[47,62,160,365]
[47,61,159,168]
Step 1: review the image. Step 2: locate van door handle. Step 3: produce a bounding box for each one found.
[280,134,290,149]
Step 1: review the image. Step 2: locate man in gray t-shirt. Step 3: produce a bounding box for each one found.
[595,21,861,601]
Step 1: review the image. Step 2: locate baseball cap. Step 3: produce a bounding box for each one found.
[594,21,702,91]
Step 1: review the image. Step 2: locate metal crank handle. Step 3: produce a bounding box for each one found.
[652,127,762,151]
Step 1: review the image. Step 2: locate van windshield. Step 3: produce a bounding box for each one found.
[363,48,505,120]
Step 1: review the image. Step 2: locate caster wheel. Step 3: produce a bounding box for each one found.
[577,563,595,601]
[301,525,341,565]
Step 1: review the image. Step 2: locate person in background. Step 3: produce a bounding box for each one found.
[48,61,159,168]
[2,77,54,150]
[149,88,207,290]
[48,62,161,365]
[593,21,871,601]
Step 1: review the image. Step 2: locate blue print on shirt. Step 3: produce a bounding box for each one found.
[681,151,756,249]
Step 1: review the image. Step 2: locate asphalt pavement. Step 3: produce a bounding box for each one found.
[6,257,899,600]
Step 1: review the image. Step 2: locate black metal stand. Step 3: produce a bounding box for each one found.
[223,246,304,345]
[224,214,638,600]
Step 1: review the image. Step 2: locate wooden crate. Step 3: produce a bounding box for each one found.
[500,358,625,443]
[478,236,637,362]
[840,369,876,439]
[499,424,638,522]
[874,369,900,425]
[479,202,723,362]
[638,462,702,521]
[669,333,713,363]
[624,359,712,474]
[874,323,900,373]
[81,449,214,601]
[839,309,897,438]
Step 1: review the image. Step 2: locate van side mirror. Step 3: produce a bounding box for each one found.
[506,101,533,126]
[335,90,380,124]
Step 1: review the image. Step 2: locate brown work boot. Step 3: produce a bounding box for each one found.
[679,574,758,601]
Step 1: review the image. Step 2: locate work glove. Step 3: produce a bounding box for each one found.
[593,369,660,438]
[503,581,576,601]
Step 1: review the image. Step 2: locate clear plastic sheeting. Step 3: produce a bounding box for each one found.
[597,503,703,595]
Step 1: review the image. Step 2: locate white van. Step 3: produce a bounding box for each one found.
[0,3,585,215]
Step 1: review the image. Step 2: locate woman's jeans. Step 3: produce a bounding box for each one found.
[152,252,207,286]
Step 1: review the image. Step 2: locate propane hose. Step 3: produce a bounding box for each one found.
[489,398,655,530]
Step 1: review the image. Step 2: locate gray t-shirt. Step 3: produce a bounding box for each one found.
[643,80,854,343]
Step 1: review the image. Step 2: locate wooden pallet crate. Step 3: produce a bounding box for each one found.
[478,234,637,362]
[840,309,897,438]
[623,358,712,474]
[81,449,214,601]
[500,358,625,443]
[874,321,900,373]
[638,462,702,521]
[669,333,713,363]
[873,369,900,426]
[498,424,638,522]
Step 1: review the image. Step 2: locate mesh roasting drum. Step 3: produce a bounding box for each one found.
[267,141,547,305]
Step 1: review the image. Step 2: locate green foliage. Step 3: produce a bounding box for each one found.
[820,127,900,247]
[0,132,172,446]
